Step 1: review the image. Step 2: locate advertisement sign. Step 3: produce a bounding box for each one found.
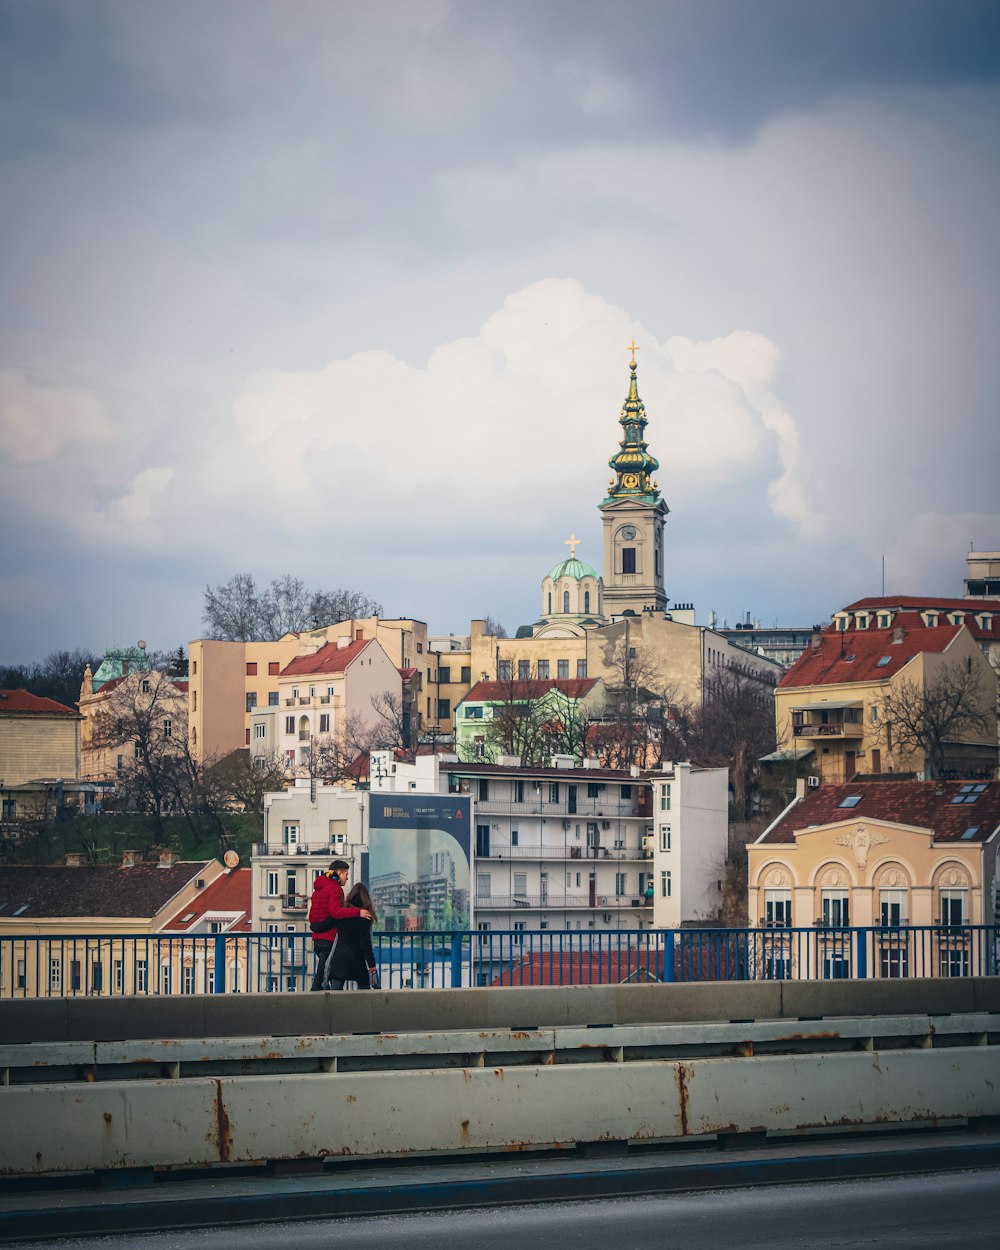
[366,794,472,933]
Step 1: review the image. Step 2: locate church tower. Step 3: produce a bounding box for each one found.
[598,344,669,617]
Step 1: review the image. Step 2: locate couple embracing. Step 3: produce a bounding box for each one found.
[308,859,379,991]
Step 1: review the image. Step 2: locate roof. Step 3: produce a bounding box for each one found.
[778,615,962,688]
[545,557,600,583]
[160,867,251,932]
[0,690,78,716]
[461,678,600,704]
[280,638,372,677]
[0,861,215,920]
[759,781,1000,845]
[842,596,1000,641]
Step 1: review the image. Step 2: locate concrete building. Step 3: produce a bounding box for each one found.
[711,618,818,669]
[965,550,1000,599]
[0,691,81,800]
[775,612,998,783]
[748,779,1000,975]
[454,677,607,762]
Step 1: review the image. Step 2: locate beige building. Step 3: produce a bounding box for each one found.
[79,666,188,784]
[748,779,1000,976]
[965,550,1000,600]
[0,690,81,790]
[776,610,998,783]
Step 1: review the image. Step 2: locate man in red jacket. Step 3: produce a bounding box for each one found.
[309,859,372,991]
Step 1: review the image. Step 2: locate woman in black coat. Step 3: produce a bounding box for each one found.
[324,883,379,990]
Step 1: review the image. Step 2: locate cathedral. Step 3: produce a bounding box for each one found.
[528,345,672,641]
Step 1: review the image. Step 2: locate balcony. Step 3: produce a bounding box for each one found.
[254,841,344,857]
[279,893,309,912]
[475,894,651,910]
[794,722,864,739]
[476,799,644,818]
[480,845,648,861]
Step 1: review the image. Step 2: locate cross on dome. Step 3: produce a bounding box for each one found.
[565,533,580,560]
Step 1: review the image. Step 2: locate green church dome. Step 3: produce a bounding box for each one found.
[545,557,599,582]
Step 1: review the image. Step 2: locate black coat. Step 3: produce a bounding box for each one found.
[326,916,375,985]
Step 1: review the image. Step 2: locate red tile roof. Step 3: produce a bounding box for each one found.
[843,597,999,640]
[759,781,1000,844]
[461,678,599,704]
[0,861,215,918]
[161,867,252,931]
[280,639,371,677]
[0,689,78,715]
[778,615,962,688]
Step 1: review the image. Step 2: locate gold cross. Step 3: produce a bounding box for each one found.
[627,339,640,364]
[565,533,580,560]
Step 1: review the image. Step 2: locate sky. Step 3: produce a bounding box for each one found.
[2,0,1000,662]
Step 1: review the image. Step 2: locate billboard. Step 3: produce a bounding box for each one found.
[366,794,472,933]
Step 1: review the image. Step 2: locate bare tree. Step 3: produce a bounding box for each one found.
[203,574,383,640]
[694,665,777,817]
[481,615,508,639]
[369,690,415,751]
[593,639,677,769]
[875,659,995,778]
[0,648,100,707]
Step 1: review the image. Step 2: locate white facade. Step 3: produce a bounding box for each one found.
[250,780,365,934]
[371,753,729,932]
[648,762,729,927]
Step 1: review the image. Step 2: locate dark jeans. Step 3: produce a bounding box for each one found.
[310,941,333,991]
[327,971,371,991]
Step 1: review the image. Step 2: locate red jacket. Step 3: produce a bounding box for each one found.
[308,874,361,943]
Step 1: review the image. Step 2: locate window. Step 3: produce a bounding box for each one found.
[113,960,123,994]
[548,592,553,613]
[557,659,569,679]
[163,718,172,737]
[615,872,627,896]
[283,823,299,848]
[518,660,531,680]
[269,691,279,706]
[192,660,197,675]
[70,960,81,991]
[285,869,297,897]
[246,662,257,676]
[622,784,632,799]
[160,966,172,996]
[940,890,966,926]
[246,692,257,711]
[254,723,266,740]
[478,778,489,800]
[134,959,149,993]
[577,659,588,678]
[285,716,295,734]
[476,824,490,857]
[439,666,451,684]
[461,666,471,683]
[563,590,570,613]
[764,957,791,981]
[550,782,560,803]
[824,955,850,980]
[951,784,988,805]
[269,661,280,675]
[822,892,850,927]
[476,873,491,898]
[660,784,671,812]
[764,890,791,927]
[584,591,590,614]
[192,690,197,711]
[587,783,600,798]
[141,679,150,693]
[660,826,671,852]
[511,829,519,846]
[537,660,549,679]
[660,870,671,898]
[246,728,251,745]
[879,889,907,927]
[266,871,280,897]
[838,795,863,809]
[437,699,451,719]
[182,965,195,995]
[465,705,483,719]
[514,779,525,802]
[319,713,330,732]
[2,797,15,818]
[498,660,512,681]
[513,872,527,896]
[622,547,636,574]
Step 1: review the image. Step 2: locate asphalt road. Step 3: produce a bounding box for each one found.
[22,1168,1000,1250]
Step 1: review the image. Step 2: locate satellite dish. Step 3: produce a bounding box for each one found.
[223,850,240,869]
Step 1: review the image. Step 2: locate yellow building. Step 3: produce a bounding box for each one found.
[776,611,998,783]
[748,779,1000,976]
[0,690,81,788]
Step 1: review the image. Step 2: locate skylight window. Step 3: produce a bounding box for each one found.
[951,783,988,805]
[877,656,892,667]
[961,826,980,840]
[12,904,29,916]
[180,912,197,923]
[843,655,855,662]
[839,795,863,809]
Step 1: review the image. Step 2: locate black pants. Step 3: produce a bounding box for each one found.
[311,941,333,991]
[327,970,371,991]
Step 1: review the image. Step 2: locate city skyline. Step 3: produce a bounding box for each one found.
[2,2,1000,662]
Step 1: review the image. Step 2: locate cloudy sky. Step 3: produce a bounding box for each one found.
[2,0,1000,662]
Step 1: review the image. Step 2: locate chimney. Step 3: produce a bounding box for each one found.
[795,778,807,799]
[893,626,905,644]
[65,853,84,868]
[158,850,179,868]
[121,850,142,868]
[811,633,822,650]
[336,637,351,649]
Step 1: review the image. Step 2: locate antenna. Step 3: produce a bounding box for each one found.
[881,554,885,597]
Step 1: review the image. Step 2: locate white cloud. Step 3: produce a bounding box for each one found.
[0,370,112,464]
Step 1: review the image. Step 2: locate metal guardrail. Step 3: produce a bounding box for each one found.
[1,925,997,998]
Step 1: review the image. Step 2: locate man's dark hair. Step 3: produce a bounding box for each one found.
[329,859,350,872]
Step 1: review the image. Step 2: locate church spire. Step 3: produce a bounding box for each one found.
[605,342,660,501]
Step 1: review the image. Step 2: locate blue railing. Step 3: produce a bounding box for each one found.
[1,925,997,998]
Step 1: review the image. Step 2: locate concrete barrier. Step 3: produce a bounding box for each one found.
[7,978,997,1045]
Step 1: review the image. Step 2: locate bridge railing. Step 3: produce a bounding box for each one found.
[1,924,997,998]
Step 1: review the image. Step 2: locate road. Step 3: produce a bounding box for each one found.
[24,1168,1000,1250]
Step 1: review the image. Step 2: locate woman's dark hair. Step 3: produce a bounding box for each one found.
[345,882,378,922]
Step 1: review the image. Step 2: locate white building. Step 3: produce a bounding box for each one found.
[370,751,729,933]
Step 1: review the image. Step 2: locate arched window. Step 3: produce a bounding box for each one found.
[584,590,590,613]
[563,590,570,613]
[548,592,552,614]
